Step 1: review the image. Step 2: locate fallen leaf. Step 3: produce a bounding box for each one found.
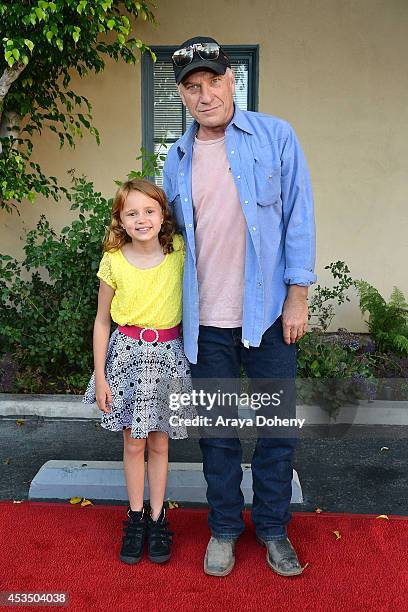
[3,458,11,465]
[315,508,323,513]
[69,497,82,505]
[94,423,101,429]
[80,499,94,507]
[376,514,389,520]
[333,530,341,540]
[380,447,389,452]
[168,500,179,509]
[16,419,25,426]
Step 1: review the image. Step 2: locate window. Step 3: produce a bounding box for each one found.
[141,45,259,185]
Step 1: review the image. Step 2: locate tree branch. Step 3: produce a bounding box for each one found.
[0,111,21,138]
[0,62,27,124]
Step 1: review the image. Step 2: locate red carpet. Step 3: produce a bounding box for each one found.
[0,501,407,612]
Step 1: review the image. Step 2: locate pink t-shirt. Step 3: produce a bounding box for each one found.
[192,135,246,327]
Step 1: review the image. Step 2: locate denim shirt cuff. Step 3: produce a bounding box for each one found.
[284,267,317,286]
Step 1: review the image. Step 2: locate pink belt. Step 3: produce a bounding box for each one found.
[117,324,180,343]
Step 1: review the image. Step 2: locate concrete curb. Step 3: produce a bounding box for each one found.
[0,394,100,419]
[28,460,303,504]
[1,394,407,425]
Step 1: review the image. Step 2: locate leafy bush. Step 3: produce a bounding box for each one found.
[296,328,376,413]
[0,148,167,393]
[0,352,17,392]
[308,261,354,331]
[295,262,374,412]
[354,281,408,356]
[0,175,111,391]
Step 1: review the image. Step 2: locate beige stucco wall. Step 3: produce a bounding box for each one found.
[1,0,407,332]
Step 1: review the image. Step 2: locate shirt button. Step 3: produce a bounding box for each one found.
[180,172,184,176]
[252,226,256,231]
[237,175,241,179]
[244,200,249,204]
[257,282,262,287]
[231,150,235,154]
[184,198,188,202]
[188,223,192,228]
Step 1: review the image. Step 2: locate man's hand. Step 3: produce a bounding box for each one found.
[282,285,309,344]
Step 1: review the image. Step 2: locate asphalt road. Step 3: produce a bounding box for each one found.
[0,416,406,515]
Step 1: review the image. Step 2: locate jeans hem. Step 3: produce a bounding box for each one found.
[256,531,287,542]
[211,531,242,541]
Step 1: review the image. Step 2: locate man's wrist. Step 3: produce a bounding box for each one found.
[286,285,309,302]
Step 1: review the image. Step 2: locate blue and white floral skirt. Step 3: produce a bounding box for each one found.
[82,328,195,439]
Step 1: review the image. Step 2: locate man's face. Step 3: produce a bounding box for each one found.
[179,69,235,130]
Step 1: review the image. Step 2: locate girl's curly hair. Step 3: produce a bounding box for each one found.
[103,179,177,254]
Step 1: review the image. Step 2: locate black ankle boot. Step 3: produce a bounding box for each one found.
[146,506,174,563]
[119,506,147,564]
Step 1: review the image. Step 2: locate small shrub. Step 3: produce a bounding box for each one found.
[0,150,167,393]
[308,261,354,331]
[354,281,408,356]
[297,328,376,413]
[0,175,111,391]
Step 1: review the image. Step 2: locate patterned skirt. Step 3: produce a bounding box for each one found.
[82,328,195,439]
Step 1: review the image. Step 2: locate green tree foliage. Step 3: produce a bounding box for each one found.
[0,0,155,212]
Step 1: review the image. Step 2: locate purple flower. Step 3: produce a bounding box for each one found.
[336,328,360,351]
[351,372,377,400]
[362,341,376,354]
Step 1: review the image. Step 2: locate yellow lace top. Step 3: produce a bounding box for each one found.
[97,234,185,328]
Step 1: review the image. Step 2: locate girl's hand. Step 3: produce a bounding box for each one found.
[95,377,113,413]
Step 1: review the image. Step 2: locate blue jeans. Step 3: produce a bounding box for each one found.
[189,317,297,542]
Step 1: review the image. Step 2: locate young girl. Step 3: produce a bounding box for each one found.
[82,179,193,565]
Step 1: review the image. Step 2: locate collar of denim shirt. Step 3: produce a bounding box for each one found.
[176,103,254,154]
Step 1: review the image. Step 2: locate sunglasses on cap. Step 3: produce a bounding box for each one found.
[172,42,220,67]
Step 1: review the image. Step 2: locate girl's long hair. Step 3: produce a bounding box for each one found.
[103,179,177,254]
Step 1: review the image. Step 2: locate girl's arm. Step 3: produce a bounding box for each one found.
[93,280,115,413]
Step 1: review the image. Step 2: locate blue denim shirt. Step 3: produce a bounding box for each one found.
[163,104,317,364]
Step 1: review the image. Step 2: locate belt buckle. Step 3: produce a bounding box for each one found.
[139,327,159,344]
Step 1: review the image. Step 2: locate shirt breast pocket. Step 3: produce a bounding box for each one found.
[254,158,281,207]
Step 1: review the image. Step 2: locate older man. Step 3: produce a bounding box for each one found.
[163,36,316,576]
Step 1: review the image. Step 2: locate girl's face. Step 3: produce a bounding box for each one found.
[120,190,164,245]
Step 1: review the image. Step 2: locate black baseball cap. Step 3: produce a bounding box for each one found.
[172,36,231,85]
